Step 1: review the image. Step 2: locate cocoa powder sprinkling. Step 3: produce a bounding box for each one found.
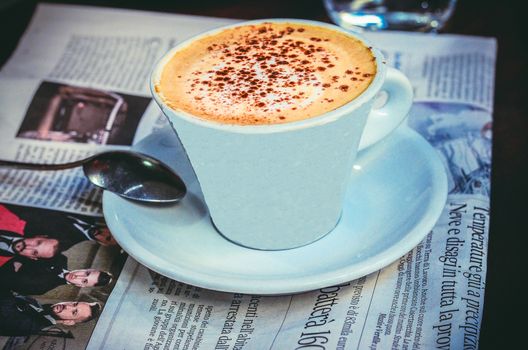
[175,23,375,124]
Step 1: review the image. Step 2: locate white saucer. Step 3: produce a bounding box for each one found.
[103,126,447,295]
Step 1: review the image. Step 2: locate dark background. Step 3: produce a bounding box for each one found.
[1,1,526,348]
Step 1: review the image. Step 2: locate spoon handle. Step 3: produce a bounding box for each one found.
[0,158,87,171]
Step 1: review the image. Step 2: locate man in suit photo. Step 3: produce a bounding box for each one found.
[0,229,61,267]
[0,254,113,295]
[0,290,101,336]
[0,204,117,252]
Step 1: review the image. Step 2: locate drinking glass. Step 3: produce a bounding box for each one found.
[324,0,457,32]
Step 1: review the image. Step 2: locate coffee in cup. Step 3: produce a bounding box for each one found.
[151,19,413,250]
[155,22,376,125]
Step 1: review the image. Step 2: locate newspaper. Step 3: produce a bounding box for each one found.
[0,3,496,349]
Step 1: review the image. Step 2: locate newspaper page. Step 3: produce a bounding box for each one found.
[0,4,495,350]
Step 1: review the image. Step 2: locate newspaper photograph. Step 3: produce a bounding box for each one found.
[0,4,495,349]
[0,203,126,349]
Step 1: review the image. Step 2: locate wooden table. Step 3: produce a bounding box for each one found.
[1,1,526,348]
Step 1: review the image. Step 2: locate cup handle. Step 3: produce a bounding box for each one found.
[358,67,413,151]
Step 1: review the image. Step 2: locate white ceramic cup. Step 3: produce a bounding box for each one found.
[151,19,413,250]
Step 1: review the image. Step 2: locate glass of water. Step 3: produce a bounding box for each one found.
[324,0,457,32]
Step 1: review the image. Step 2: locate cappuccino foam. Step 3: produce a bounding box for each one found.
[156,22,376,125]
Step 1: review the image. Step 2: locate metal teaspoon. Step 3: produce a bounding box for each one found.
[0,150,186,203]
